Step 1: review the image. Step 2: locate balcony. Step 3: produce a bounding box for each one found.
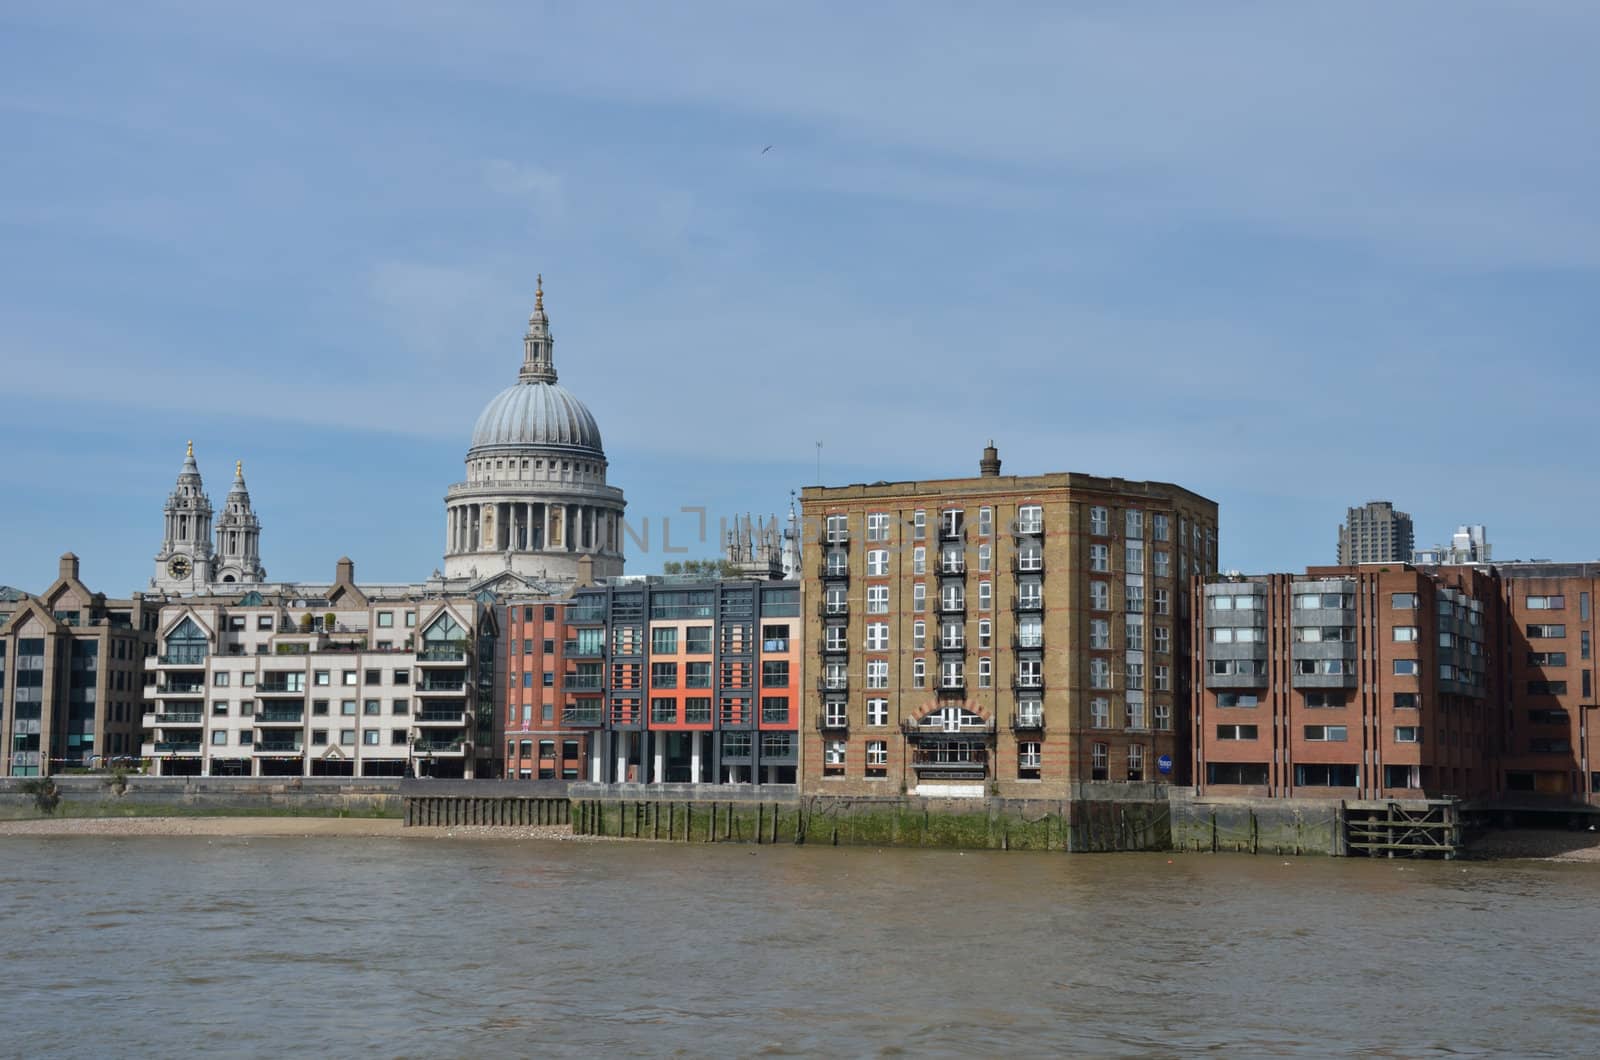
[561,706,604,727]
[938,524,965,543]
[1012,558,1045,578]
[154,711,203,726]
[910,747,989,773]
[938,640,966,654]
[818,601,850,620]
[158,679,206,696]
[1011,521,1044,539]
[563,642,605,659]
[257,678,306,695]
[815,715,850,733]
[1012,597,1043,614]
[416,709,467,725]
[563,675,604,691]
[939,559,967,577]
[719,702,755,727]
[609,702,643,727]
[935,679,966,694]
[152,741,201,754]
[1010,712,1045,733]
[819,561,850,581]
[414,737,466,755]
[416,677,466,693]
[902,717,996,737]
[1012,676,1045,694]
[1012,633,1045,651]
[256,708,305,724]
[823,531,851,548]
[254,739,304,755]
[818,678,849,695]
[821,639,849,656]
[157,651,208,667]
[938,598,966,615]
[417,644,468,664]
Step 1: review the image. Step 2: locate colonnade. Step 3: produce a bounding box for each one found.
[445,499,619,556]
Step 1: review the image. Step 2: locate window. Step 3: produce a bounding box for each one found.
[1392,593,1417,609]
[1154,665,1170,692]
[1392,626,1418,642]
[1009,658,1032,689]
[1527,624,1567,639]
[824,740,846,774]
[1154,626,1170,654]
[866,740,888,775]
[867,698,888,726]
[1090,658,1111,689]
[1153,589,1170,616]
[341,700,356,716]
[651,628,677,654]
[913,547,926,575]
[212,701,229,716]
[978,544,992,573]
[913,510,926,540]
[1211,659,1267,677]
[1125,509,1143,538]
[1126,744,1144,781]
[1125,699,1146,729]
[867,659,888,689]
[1090,544,1110,572]
[1528,680,1568,695]
[651,662,678,688]
[363,730,380,746]
[1217,724,1258,740]
[1124,545,1144,574]
[211,730,227,745]
[393,669,410,685]
[1217,693,1259,707]
[1583,632,1591,660]
[392,698,409,715]
[978,581,992,611]
[1295,593,1352,610]
[867,586,889,614]
[342,670,357,686]
[1304,725,1348,742]
[867,550,889,576]
[1392,659,1419,676]
[340,729,355,746]
[1091,582,1110,611]
[1528,652,1567,667]
[363,700,380,716]
[1017,505,1043,534]
[314,670,330,686]
[1526,595,1566,610]
[685,626,712,654]
[1091,742,1109,780]
[912,621,926,650]
[978,507,993,536]
[1395,727,1421,744]
[866,511,890,542]
[913,658,926,688]
[256,614,274,631]
[1090,506,1109,536]
[1089,619,1110,650]
[1090,698,1110,729]
[940,660,964,689]
[912,583,926,612]
[1154,702,1172,730]
[978,619,992,649]
[684,661,712,688]
[940,509,963,538]
[1126,616,1145,651]
[1297,659,1350,676]
[213,673,230,687]
[1125,583,1144,613]
[865,623,888,651]
[1153,551,1170,577]
[825,514,849,544]
[1209,762,1269,785]
[1152,514,1169,542]
[761,661,790,688]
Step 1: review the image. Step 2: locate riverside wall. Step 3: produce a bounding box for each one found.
[1168,793,1346,856]
[0,776,404,820]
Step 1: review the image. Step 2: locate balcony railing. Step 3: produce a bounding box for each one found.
[1013,676,1045,693]
[561,706,604,726]
[154,741,201,754]
[910,747,988,771]
[257,679,306,695]
[417,678,466,692]
[719,703,754,727]
[563,642,605,658]
[416,709,467,724]
[901,717,996,736]
[1010,712,1045,732]
[417,644,468,662]
[160,680,206,695]
[256,708,305,723]
[564,675,604,691]
[938,599,966,615]
[819,561,850,580]
[609,703,642,726]
[938,639,966,653]
[1012,558,1045,577]
[936,679,966,694]
[818,601,850,620]
[1012,633,1045,651]
[254,740,304,754]
[414,738,465,754]
[1012,597,1044,613]
[939,559,967,576]
[158,651,208,666]
[815,715,849,732]
[821,640,849,656]
[818,678,849,695]
[938,524,965,543]
[156,711,204,725]
[823,531,851,547]
[1012,521,1044,537]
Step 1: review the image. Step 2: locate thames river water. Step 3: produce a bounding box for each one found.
[3,836,1598,1057]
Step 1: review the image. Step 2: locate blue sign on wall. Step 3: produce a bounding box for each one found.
[1157,754,1173,775]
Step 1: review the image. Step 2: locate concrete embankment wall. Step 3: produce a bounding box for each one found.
[1169,794,1344,856]
[0,776,403,820]
[400,779,571,827]
[567,785,1173,851]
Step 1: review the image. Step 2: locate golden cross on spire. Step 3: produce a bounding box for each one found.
[535,273,544,312]
[236,459,243,477]
[186,439,193,458]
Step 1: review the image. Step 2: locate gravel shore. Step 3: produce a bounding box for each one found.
[1466,828,1600,863]
[0,817,599,841]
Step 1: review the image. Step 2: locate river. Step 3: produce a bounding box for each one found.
[3,837,1596,1057]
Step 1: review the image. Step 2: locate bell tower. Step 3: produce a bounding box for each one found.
[213,459,265,585]
[153,441,216,593]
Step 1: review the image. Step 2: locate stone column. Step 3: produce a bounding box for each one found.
[691,731,702,784]
[653,731,665,784]
[615,731,628,784]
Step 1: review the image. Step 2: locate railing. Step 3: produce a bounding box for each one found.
[938,524,965,543]
[417,678,466,692]
[561,706,604,726]
[1010,712,1045,732]
[256,709,305,723]
[1012,597,1043,613]
[901,718,996,736]
[818,678,849,695]
[563,675,604,691]
[155,742,202,754]
[938,639,966,653]
[939,559,967,576]
[1012,676,1045,693]
[818,602,849,620]
[159,681,206,695]
[157,712,204,725]
[819,561,850,580]
[1012,521,1044,537]
[417,644,468,662]
[416,709,467,723]
[563,642,605,658]
[938,599,966,614]
[258,680,305,695]
[719,702,755,726]
[158,651,208,666]
[823,531,851,547]
[815,715,849,732]
[254,741,304,754]
[1012,558,1045,576]
[414,738,465,753]
[1012,633,1045,650]
[609,702,642,726]
[910,747,988,770]
[821,640,849,655]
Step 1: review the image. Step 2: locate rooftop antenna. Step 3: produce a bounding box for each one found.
[815,440,823,485]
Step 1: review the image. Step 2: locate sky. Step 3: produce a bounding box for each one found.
[3,1,1599,594]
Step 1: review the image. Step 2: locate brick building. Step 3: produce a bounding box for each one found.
[559,577,801,785]
[800,445,1218,799]
[0,554,159,776]
[501,598,587,780]
[1191,565,1497,800]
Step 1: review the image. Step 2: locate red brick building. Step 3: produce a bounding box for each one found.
[500,599,588,780]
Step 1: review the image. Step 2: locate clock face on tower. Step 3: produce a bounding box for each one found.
[167,555,192,579]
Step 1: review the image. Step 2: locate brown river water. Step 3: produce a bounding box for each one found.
[2,837,1597,1057]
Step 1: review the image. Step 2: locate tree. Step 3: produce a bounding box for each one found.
[662,559,742,578]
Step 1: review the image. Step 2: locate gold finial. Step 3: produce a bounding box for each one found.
[236,459,243,477]
[535,273,543,311]
[186,439,193,457]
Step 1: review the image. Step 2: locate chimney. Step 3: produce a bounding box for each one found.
[979,441,1001,477]
[59,552,80,580]
[336,556,355,585]
[576,554,595,588]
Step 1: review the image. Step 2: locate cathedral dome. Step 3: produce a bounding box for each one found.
[469,381,603,454]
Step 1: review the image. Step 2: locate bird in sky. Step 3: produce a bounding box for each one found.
[761,145,773,154]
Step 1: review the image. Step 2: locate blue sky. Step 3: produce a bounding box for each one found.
[3,1,1598,593]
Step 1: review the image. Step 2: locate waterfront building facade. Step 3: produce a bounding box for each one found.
[1191,565,1496,800]
[800,445,1219,799]
[444,279,626,586]
[501,597,588,780]
[1337,500,1414,565]
[560,577,801,785]
[142,559,497,778]
[0,554,158,776]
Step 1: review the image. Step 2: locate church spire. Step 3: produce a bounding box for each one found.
[519,274,558,384]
